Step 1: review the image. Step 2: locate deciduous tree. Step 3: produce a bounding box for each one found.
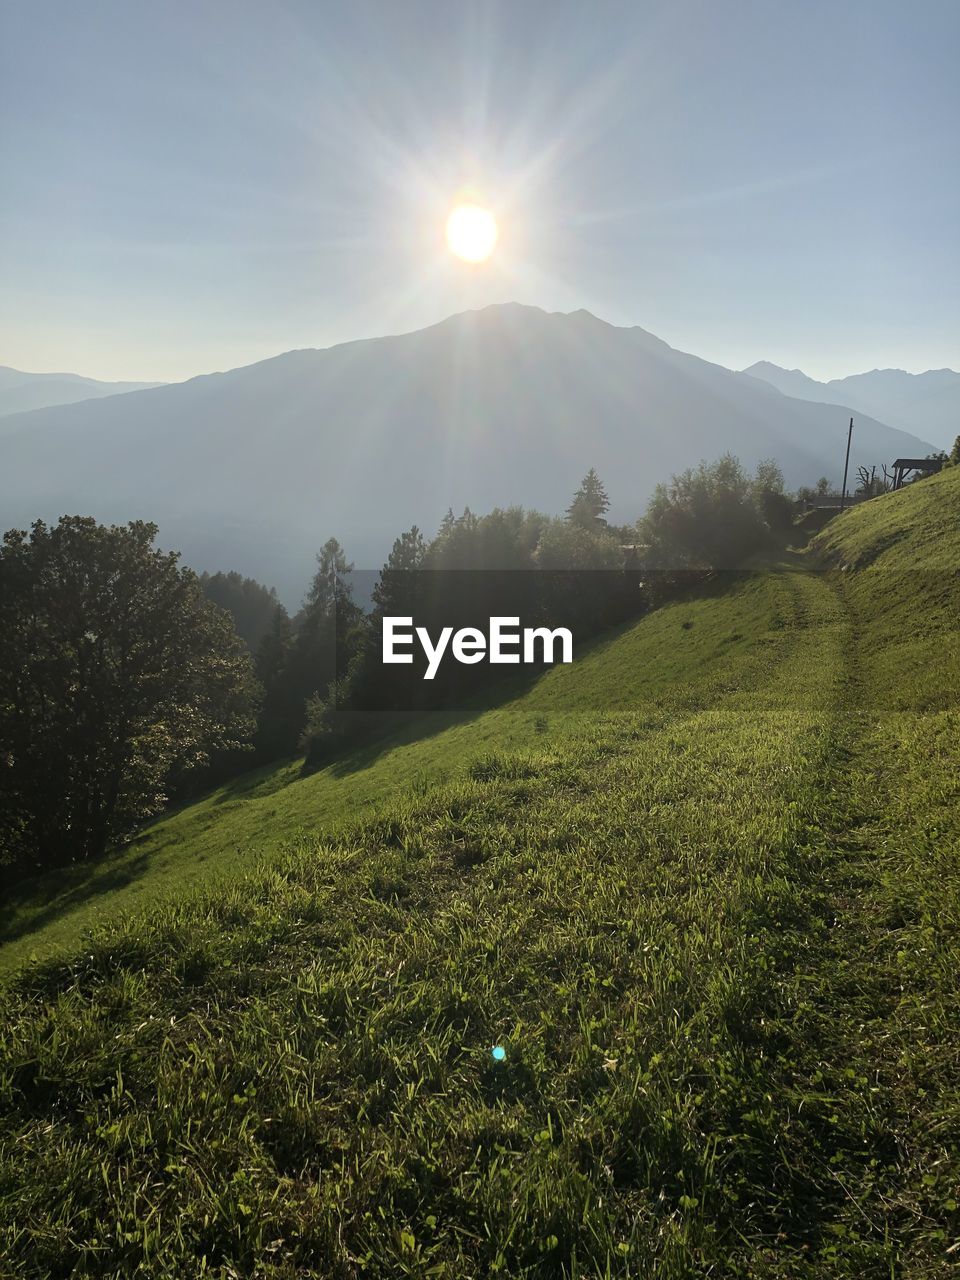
[0,517,257,872]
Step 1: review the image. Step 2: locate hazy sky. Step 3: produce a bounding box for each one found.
[1,0,957,383]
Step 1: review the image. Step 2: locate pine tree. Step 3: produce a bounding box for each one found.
[272,539,365,756]
[304,537,357,618]
[566,468,611,529]
[255,604,294,690]
[253,604,301,760]
[373,527,425,613]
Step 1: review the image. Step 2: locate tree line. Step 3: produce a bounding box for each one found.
[0,452,891,880]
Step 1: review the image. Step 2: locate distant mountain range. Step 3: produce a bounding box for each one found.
[0,365,165,419]
[743,361,959,450]
[0,305,936,601]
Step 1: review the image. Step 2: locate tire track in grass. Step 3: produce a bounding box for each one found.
[721,571,959,1277]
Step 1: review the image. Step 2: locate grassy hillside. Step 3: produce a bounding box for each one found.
[1,576,775,972]
[1,470,959,1276]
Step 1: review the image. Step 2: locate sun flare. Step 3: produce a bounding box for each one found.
[446,204,498,263]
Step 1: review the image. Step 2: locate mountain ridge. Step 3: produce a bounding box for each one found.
[743,358,959,446]
[0,364,165,419]
[0,304,935,601]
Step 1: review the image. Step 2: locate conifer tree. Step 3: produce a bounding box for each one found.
[566,468,611,529]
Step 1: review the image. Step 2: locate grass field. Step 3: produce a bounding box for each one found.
[1,467,959,1276]
[0,573,777,973]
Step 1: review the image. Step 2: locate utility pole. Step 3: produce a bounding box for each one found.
[840,417,854,513]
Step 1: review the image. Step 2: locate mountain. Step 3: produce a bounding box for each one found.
[740,361,827,401]
[0,304,934,601]
[743,360,959,449]
[0,365,165,418]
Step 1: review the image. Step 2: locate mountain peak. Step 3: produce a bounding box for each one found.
[743,360,808,377]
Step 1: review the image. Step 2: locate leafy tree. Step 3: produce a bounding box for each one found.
[751,459,794,531]
[534,519,622,570]
[757,488,797,531]
[566,468,611,529]
[751,458,785,500]
[0,517,257,873]
[640,454,776,567]
[951,435,960,466]
[815,476,831,497]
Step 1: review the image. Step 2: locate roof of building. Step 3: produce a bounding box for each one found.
[892,457,943,470]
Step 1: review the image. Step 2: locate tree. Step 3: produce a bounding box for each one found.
[261,538,364,757]
[0,517,257,873]
[198,570,279,650]
[566,468,611,529]
[300,499,638,766]
[815,476,831,497]
[951,435,960,467]
[534,518,622,571]
[855,465,894,498]
[372,527,425,615]
[751,459,794,530]
[751,458,785,500]
[253,604,301,760]
[256,604,295,690]
[640,454,773,567]
[297,537,364,686]
[303,537,358,621]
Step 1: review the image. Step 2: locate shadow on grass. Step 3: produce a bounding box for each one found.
[206,758,300,805]
[307,573,743,780]
[1,570,750,955]
[0,846,154,948]
[310,674,542,782]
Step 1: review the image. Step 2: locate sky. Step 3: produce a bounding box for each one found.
[1,0,957,384]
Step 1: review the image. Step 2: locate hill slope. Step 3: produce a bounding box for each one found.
[744,359,960,449]
[1,470,958,1276]
[0,575,786,972]
[0,364,164,418]
[0,306,932,600]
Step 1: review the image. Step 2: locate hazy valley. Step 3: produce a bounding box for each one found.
[0,304,936,600]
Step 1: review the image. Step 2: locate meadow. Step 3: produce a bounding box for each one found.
[1,467,959,1276]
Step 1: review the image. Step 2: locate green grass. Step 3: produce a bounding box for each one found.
[1,469,959,1276]
[0,573,775,973]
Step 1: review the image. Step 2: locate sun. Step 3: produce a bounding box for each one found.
[446,203,498,263]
